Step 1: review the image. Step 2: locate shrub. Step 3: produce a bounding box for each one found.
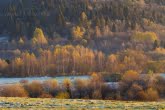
[120,71,143,100]
[25,81,43,98]
[62,79,72,89]
[74,79,88,98]
[0,84,28,97]
[127,83,143,100]
[90,72,102,89]
[43,79,58,96]
[101,84,112,99]
[0,59,8,73]
[145,88,159,101]
[39,93,53,98]
[62,79,72,98]
[155,76,165,96]
[122,70,139,82]
[136,91,148,101]
[136,88,159,101]
[92,90,102,99]
[56,92,69,99]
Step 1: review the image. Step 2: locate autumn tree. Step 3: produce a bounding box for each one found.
[79,12,90,28]
[72,26,85,40]
[120,70,143,100]
[20,52,38,76]
[11,58,24,76]
[53,46,70,74]
[0,59,8,74]
[106,54,118,73]
[88,73,103,99]
[122,70,139,82]
[153,40,160,50]
[18,38,24,45]
[39,50,53,75]
[72,50,81,73]
[32,28,48,45]
[132,31,158,43]
[95,26,101,38]
[95,51,105,72]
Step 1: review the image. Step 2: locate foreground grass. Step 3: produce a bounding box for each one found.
[0,97,164,110]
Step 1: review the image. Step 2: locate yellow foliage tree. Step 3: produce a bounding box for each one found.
[18,38,24,45]
[91,72,101,82]
[0,59,8,71]
[11,58,24,74]
[32,28,48,45]
[132,31,158,43]
[122,70,139,82]
[81,12,88,22]
[106,54,118,73]
[14,58,24,67]
[72,26,85,40]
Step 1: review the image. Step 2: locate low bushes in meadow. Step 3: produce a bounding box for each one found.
[0,84,28,97]
[0,72,164,101]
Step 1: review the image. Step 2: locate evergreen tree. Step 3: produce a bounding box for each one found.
[153,40,160,50]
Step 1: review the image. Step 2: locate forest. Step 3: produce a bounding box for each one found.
[0,0,165,76]
[0,0,164,101]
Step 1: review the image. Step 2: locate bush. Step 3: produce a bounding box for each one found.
[43,79,58,96]
[127,83,143,100]
[101,84,113,99]
[74,79,88,98]
[39,93,53,98]
[0,59,8,73]
[25,81,43,98]
[136,91,148,101]
[56,92,69,99]
[137,88,159,101]
[62,79,72,98]
[62,79,72,89]
[0,84,28,97]
[92,90,102,99]
[145,88,159,101]
[122,70,139,82]
[155,76,165,96]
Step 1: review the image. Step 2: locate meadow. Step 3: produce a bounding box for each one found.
[0,97,164,110]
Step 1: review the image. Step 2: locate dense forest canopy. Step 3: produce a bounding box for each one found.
[0,0,165,77]
[0,0,165,38]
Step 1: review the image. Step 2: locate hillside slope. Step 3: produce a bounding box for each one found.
[0,0,165,38]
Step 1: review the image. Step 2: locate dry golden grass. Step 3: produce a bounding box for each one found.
[0,97,164,110]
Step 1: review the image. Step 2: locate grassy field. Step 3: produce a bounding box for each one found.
[0,97,164,110]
